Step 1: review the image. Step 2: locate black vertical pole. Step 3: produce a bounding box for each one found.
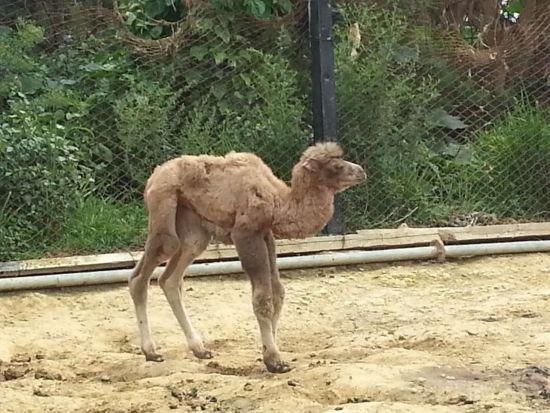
[309,0,344,235]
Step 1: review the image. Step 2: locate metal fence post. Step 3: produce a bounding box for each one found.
[309,0,344,235]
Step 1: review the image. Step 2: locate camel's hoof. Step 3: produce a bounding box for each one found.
[193,349,213,360]
[145,353,164,362]
[265,361,292,374]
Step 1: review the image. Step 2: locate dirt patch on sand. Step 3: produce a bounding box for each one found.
[1,253,549,412]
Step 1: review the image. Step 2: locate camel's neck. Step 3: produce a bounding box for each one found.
[272,185,335,239]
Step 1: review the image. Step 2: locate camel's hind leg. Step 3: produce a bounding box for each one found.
[158,207,212,359]
[232,229,291,374]
[129,191,180,362]
[265,231,284,339]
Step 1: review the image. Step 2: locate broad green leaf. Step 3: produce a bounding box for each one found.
[434,141,460,157]
[199,17,214,30]
[240,73,252,87]
[227,56,238,68]
[211,83,227,99]
[97,143,113,162]
[213,50,226,65]
[20,75,43,93]
[80,63,107,72]
[429,109,468,130]
[245,0,266,17]
[454,144,473,164]
[145,0,166,17]
[150,26,163,39]
[126,11,137,26]
[277,0,293,14]
[504,1,523,14]
[190,45,208,61]
[214,24,230,43]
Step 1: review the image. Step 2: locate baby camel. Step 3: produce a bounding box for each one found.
[129,142,365,373]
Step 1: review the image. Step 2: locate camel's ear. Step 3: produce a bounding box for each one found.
[302,157,322,171]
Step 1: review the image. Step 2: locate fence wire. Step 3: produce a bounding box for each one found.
[335,0,550,230]
[0,0,549,261]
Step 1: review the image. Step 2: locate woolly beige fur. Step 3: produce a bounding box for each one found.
[130,142,365,373]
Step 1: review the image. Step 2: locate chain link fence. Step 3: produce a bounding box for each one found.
[335,0,550,230]
[1,0,549,261]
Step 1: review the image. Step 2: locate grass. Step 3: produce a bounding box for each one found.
[1,197,148,262]
[51,197,148,257]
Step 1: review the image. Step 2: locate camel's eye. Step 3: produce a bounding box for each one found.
[325,162,344,177]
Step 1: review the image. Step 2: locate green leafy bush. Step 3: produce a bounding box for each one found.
[176,47,308,179]
[0,20,44,101]
[468,106,550,217]
[116,0,294,42]
[0,102,90,214]
[116,0,187,40]
[112,79,178,194]
[210,0,293,19]
[0,101,92,258]
[334,5,450,228]
[0,22,92,259]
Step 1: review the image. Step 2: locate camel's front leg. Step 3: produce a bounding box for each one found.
[265,231,284,338]
[232,229,291,374]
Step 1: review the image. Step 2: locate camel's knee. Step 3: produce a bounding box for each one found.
[253,291,274,320]
[157,275,169,291]
[128,264,142,289]
[159,233,180,257]
[129,261,152,307]
[158,272,180,292]
[129,284,145,305]
[146,233,180,261]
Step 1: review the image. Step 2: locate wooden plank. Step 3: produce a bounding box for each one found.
[0,237,342,278]
[357,223,550,243]
[0,232,441,278]
[436,223,550,242]
[2,223,549,278]
[0,252,142,278]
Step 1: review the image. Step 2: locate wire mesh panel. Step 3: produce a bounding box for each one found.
[1,0,549,262]
[0,0,311,260]
[334,0,549,231]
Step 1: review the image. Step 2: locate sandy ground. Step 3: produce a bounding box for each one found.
[0,253,549,413]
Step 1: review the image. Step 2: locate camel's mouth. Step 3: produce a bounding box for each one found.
[346,167,367,185]
[347,178,365,186]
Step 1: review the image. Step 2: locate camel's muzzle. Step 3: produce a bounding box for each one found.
[346,162,367,184]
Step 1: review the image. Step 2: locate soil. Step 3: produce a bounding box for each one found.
[0,253,549,413]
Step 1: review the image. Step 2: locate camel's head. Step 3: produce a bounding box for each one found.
[294,142,366,192]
